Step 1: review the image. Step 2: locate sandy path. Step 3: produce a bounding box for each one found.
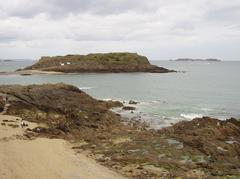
[0,115,126,179]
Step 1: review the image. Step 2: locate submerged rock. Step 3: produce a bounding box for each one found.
[122,106,136,110]
[129,100,138,105]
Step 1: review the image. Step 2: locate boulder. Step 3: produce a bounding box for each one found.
[129,100,138,105]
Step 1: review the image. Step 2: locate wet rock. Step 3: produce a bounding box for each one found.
[98,100,123,109]
[0,99,4,112]
[166,138,183,149]
[186,169,208,178]
[142,165,169,177]
[129,100,138,105]
[159,116,240,176]
[158,154,166,159]
[227,117,240,127]
[57,123,70,133]
[90,145,96,149]
[75,121,81,126]
[122,106,136,110]
[32,127,47,133]
[7,124,19,128]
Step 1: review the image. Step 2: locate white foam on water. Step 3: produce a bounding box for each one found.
[200,108,213,111]
[102,98,113,101]
[79,87,94,90]
[180,113,203,120]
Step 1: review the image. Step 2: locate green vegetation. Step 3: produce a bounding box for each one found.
[23,52,173,73]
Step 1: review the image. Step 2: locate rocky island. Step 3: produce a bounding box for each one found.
[0,83,239,178]
[22,53,174,73]
[173,58,221,62]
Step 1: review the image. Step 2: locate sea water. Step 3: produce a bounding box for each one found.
[0,60,239,128]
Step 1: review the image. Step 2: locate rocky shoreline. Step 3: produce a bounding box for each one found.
[0,83,239,178]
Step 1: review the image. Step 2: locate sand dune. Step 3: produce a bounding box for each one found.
[0,115,125,179]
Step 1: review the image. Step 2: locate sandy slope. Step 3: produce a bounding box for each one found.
[0,115,126,179]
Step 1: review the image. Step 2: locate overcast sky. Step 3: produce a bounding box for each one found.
[0,0,240,60]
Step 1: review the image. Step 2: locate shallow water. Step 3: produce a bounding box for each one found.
[0,60,239,128]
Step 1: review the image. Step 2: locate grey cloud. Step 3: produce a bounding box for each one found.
[0,0,240,59]
[0,34,17,42]
[1,0,160,18]
[206,5,240,23]
[169,21,196,36]
[0,31,22,42]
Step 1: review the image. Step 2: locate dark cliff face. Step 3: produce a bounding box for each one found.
[23,53,175,73]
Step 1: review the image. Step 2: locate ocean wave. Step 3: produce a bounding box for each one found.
[102,98,113,101]
[79,86,94,90]
[138,100,166,106]
[200,108,213,111]
[180,113,203,120]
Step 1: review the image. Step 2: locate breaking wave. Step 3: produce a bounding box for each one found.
[79,87,94,90]
[180,113,203,120]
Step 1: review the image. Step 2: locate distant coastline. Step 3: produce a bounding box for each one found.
[0,59,33,62]
[0,59,15,62]
[171,58,221,62]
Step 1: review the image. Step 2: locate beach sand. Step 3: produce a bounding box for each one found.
[0,114,125,179]
[0,70,64,75]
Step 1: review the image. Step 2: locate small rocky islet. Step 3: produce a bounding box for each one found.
[0,83,239,178]
[21,52,175,73]
[173,58,221,62]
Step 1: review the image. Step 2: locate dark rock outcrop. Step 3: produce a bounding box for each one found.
[0,83,121,137]
[122,106,136,110]
[23,53,175,73]
[129,100,138,104]
[159,117,240,176]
